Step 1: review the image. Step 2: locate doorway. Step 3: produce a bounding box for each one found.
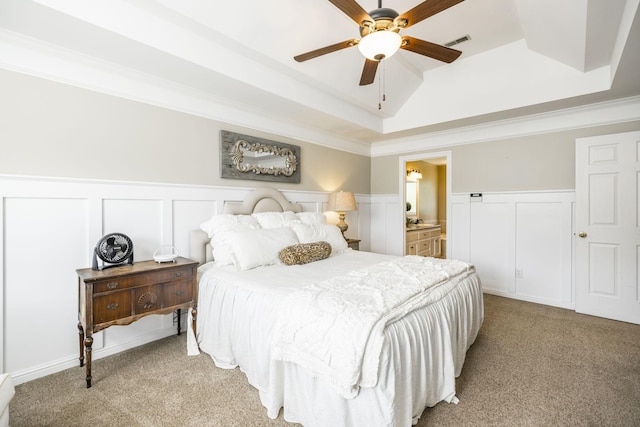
[399,151,452,258]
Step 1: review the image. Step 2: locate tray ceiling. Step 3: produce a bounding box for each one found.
[1,0,639,150]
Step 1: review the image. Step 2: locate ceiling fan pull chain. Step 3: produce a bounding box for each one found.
[378,63,382,110]
[382,61,387,103]
[378,61,387,110]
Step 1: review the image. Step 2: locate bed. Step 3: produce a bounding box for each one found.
[187,188,483,427]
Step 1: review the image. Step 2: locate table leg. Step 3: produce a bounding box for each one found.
[77,322,85,367]
[84,336,93,388]
[176,308,181,335]
[191,307,197,336]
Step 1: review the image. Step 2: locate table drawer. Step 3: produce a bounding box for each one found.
[94,292,132,323]
[134,285,162,314]
[406,232,419,243]
[93,266,193,293]
[163,280,193,307]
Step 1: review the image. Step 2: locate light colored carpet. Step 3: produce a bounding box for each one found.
[10,294,640,426]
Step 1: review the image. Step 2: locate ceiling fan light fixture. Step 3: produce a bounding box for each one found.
[358,30,401,61]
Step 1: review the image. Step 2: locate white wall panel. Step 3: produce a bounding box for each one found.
[103,199,163,261]
[4,197,88,374]
[450,194,471,262]
[173,200,218,257]
[469,200,513,294]
[453,190,575,309]
[368,194,403,256]
[355,201,371,252]
[516,202,573,304]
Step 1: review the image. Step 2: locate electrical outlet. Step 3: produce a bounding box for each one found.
[515,269,523,279]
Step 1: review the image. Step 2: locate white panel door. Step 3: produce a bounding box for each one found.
[575,130,640,324]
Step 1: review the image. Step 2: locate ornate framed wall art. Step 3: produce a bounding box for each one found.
[220,130,300,183]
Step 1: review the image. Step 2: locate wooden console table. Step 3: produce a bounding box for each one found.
[76,257,198,388]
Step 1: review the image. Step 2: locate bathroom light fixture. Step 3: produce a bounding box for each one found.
[407,169,422,181]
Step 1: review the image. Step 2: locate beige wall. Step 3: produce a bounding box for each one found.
[372,120,640,194]
[0,69,370,194]
[4,68,640,197]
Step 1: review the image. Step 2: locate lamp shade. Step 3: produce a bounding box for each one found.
[358,31,402,61]
[328,191,357,212]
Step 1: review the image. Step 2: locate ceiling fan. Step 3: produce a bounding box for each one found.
[294,0,465,86]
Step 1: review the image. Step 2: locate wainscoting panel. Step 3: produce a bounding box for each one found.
[103,199,164,261]
[368,194,403,256]
[450,195,471,261]
[1,175,573,384]
[516,201,573,304]
[1,176,366,384]
[173,200,218,258]
[352,201,370,252]
[3,197,88,376]
[470,200,515,295]
[451,191,575,309]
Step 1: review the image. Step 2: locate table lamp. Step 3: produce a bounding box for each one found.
[328,191,357,237]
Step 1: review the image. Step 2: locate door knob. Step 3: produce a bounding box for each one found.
[578,232,587,238]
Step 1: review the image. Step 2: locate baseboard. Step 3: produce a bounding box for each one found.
[483,289,575,311]
[9,327,179,386]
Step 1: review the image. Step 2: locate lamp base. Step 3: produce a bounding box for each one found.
[336,211,348,237]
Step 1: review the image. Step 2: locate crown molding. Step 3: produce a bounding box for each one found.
[3,29,639,160]
[0,29,372,157]
[370,95,640,157]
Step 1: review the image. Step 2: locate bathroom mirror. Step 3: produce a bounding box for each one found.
[406,181,417,217]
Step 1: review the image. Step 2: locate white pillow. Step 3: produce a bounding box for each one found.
[295,212,327,225]
[251,211,298,229]
[210,231,236,266]
[290,223,348,254]
[200,214,259,238]
[229,227,299,270]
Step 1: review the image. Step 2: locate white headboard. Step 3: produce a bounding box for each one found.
[190,188,303,265]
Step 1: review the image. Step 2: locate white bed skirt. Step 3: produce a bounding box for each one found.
[265,275,482,426]
[192,253,483,427]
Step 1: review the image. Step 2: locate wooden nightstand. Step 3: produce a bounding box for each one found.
[76,257,198,388]
[346,238,361,251]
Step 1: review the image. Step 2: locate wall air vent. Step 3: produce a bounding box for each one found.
[444,34,471,47]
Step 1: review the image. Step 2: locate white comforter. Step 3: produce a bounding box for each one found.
[189,250,483,427]
[271,256,474,399]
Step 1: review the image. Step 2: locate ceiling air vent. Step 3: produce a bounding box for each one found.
[444,34,471,47]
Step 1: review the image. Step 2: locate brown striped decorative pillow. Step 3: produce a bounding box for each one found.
[279,241,332,265]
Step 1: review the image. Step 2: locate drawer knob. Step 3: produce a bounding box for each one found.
[175,272,182,277]
[107,303,119,310]
[107,282,118,289]
[175,290,184,296]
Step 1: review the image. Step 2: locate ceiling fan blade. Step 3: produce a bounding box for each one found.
[359,59,379,86]
[398,0,465,29]
[294,39,358,62]
[328,0,372,26]
[400,36,461,63]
